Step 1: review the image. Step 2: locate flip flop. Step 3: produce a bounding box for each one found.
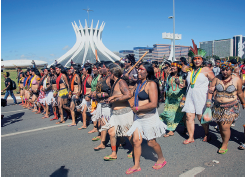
[94,147,105,151]
[88,130,97,134]
[42,116,49,119]
[127,152,133,158]
[56,120,66,124]
[183,140,194,145]
[68,124,77,127]
[152,161,167,170]
[78,126,87,130]
[50,117,59,121]
[238,144,245,150]
[104,156,117,161]
[218,148,228,154]
[92,137,101,141]
[125,167,141,174]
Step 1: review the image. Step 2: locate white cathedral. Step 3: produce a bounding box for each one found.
[52,20,121,67]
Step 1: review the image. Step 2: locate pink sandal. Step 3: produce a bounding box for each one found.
[125,167,141,174]
[152,161,167,170]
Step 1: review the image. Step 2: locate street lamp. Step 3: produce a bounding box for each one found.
[168,0,175,61]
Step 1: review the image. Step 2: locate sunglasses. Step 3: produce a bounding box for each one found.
[125,60,131,63]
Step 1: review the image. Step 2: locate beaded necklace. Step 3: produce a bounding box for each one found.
[222,76,232,85]
[190,68,201,88]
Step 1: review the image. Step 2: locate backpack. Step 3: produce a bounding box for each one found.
[11,80,17,90]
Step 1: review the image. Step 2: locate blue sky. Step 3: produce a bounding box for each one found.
[1,0,245,64]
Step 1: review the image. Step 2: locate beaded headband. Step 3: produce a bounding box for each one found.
[171,63,182,68]
[219,62,234,70]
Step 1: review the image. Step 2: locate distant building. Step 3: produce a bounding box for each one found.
[133,47,153,62]
[233,35,245,59]
[119,50,134,58]
[152,44,190,63]
[199,35,245,59]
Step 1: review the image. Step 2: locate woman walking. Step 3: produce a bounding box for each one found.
[181,40,215,144]
[50,65,59,121]
[208,61,245,154]
[19,72,25,105]
[159,62,186,137]
[55,64,70,124]
[126,62,167,174]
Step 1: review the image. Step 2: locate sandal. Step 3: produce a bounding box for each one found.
[238,144,245,150]
[152,160,167,170]
[92,137,101,141]
[56,120,66,124]
[183,140,194,145]
[127,152,133,158]
[42,115,49,119]
[202,135,211,142]
[88,129,97,134]
[78,126,87,130]
[94,146,105,151]
[104,155,117,161]
[125,167,141,174]
[218,148,228,154]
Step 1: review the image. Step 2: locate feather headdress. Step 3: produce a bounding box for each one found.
[188,39,207,58]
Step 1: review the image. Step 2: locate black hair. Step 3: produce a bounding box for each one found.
[229,58,237,65]
[125,54,135,65]
[139,62,160,107]
[152,61,158,66]
[49,65,55,70]
[31,68,35,72]
[56,64,67,74]
[84,66,92,74]
[104,61,114,68]
[164,60,171,66]
[5,72,10,77]
[93,63,100,69]
[44,68,50,72]
[19,72,24,77]
[180,57,188,65]
[108,63,118,69]
[98,62,104,68]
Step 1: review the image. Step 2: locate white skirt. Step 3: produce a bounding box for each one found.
[127,109,167,140]
[45,90,54,105]
[76,98,91,112]
[91,103,111,122]
[101,107,133,137]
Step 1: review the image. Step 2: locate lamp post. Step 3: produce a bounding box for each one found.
[168,0,175,61]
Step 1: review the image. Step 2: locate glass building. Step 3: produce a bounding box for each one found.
[119,50,134,58]
[152,44,190,63]
[133,47,153,62]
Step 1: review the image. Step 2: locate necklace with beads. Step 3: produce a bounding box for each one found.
[190,67,201,88]
[222,76,232,85]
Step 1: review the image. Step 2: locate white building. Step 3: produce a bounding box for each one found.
[52,20,121,67]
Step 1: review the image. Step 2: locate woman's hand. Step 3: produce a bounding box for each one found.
[132,107,138,114]
[206,103,211,108]
[105,96,115,103]
[179,83,184,89]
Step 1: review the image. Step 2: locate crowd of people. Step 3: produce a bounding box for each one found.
[2,40,245,174]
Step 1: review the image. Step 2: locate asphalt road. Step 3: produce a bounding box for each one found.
[1,100,245,177]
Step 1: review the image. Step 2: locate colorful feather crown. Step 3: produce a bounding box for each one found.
[188,39,207,58]
[219,62,234,70]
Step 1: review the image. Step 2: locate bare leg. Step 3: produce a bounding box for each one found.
[70,101,76,125]
[56,97,65,123]
[81,105,87,128]
[198,114,210,141]
[126,128,142,173]
[104,126,117,159]
[147,139,166,169]
[185,113,195,142]
[218,121,233,153]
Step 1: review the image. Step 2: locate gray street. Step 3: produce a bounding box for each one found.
[1,100,245,177]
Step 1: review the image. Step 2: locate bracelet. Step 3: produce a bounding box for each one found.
[103,93,105,97]
[136,106,138,111]
[243,103,245,106]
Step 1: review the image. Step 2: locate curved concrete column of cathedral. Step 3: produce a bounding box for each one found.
[52,19,121,67]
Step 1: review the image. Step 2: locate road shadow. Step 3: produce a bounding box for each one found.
[50,165,69,177]
[1,112,24,127]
